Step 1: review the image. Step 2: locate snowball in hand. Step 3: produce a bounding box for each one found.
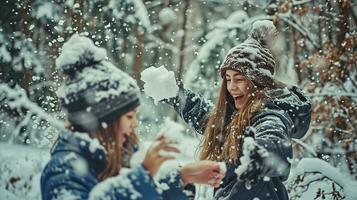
[158,118,185,144]
[157,118,185,158]
[141,66,179,105]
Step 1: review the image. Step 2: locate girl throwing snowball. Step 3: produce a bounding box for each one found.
[161,20,312,199]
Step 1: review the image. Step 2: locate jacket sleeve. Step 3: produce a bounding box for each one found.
[163,81,214,134]
[156,165,193,200]
[89,165,161,200]
[236,110,293,183]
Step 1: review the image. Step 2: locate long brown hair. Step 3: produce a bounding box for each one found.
[200,75,283,163]
[95,119,138,181]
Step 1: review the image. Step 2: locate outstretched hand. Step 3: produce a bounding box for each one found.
[180,160,226,188]
[142,136,179,177]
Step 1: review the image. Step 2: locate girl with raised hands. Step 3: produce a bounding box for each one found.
[163,20,312,200]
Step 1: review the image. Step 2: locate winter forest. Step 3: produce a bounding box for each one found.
[0,0,357,199]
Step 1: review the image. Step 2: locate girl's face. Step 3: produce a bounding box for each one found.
[225,69,250,109]
[116,108,138,148]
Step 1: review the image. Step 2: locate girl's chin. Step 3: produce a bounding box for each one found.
[118,136,127,148]
[235,104,242,109]
[234,101,243,109]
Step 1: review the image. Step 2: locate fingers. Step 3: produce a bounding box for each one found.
[152,137,180,153]
[208,173,224,188]
[163,145,180,153]
[151,138,166,152]
[155,134,165,140]
[148,138,180,165]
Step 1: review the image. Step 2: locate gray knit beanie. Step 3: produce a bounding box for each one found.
[220,20,278,89]
[56,34,140,132]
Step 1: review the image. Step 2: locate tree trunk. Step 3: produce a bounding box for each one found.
[133,28,144,86]
[178,0,190,80]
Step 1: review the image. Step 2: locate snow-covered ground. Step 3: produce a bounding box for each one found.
[0,143,50,200]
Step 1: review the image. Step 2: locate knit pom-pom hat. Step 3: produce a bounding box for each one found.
[220,20,278,89]
[57,34,140,132]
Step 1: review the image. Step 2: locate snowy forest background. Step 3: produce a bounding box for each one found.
[0,0,356,199]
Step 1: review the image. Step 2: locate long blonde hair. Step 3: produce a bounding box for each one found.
[95,119,138,181]
[200,75,283,163]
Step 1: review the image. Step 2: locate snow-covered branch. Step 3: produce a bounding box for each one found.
[289,158,357,200]
[278,13,320,49]
[292,138,317,157]
[0,84,65,131]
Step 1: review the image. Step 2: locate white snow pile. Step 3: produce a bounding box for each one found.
[288,158,357,200]
[141,66,179,105]
[0,143,50,200]
[159,8,176,26]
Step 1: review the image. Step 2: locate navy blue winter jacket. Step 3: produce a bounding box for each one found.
[165,83,312,200]
[40,130,190,200]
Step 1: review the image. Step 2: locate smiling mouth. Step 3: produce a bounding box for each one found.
[233,95,244,101]
[122,135,128,144]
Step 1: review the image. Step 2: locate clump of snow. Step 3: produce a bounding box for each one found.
[0,45,11,62]
[72,132,105,153]
[158,117,185,143]
[235,137,258,177]
[64,152,89,176]
[159,8,176,26]
[219,162,227,174]
[108,0,151,32]
[141,66,179,105]
[156,118,186,158]
[154,161,180,187]
[130,118,186,166]
[227,10,249,24]
[130,144,147,167]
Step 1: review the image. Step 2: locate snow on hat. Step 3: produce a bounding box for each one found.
[220,20,278,88]
[56,34,140,132]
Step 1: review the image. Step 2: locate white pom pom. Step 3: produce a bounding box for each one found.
[56,34,107,76]
[249,20,278,45]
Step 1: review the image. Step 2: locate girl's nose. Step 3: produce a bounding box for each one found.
[230,82,238,91]
[125,131,131,137]
[131,118,138,129]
